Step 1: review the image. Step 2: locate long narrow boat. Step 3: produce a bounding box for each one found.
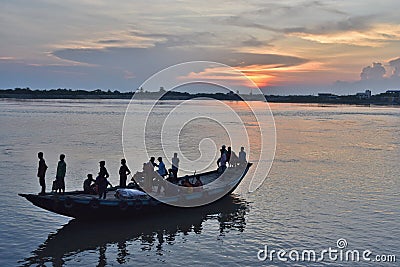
[19,163,252,219]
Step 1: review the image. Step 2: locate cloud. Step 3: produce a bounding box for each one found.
[389,57,400,77]
[241,36,269,47]
[50,41,308,89]
[97,39,126,44]
[360,62,386,80]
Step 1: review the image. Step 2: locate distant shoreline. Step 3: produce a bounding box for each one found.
[0,88,399,106]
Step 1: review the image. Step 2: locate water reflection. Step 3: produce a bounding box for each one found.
[21,195,248,267]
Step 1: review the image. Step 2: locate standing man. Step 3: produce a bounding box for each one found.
[239,147,247,165]
[119,158,131,188]
[171,153,179,179]
[96,161,111,199]
[56,154,67,194]
[37,152,48,195]
[144,158,156,191]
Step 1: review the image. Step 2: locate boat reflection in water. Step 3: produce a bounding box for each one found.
[21,195,248,266]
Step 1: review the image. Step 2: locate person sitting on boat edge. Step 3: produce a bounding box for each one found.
[157,157,167,177]
[96,161,112,199]
[150,156,158,168]
[119,158,131,188]
[83,174,96,194]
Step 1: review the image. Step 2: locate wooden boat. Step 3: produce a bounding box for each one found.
[19,163,252,219]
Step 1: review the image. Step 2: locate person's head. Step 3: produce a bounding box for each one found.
[99,160,105,167]
[121,158,126,165]
[158,157,162,162]
[59,154,65,160]
[222,145,226,149]
[87,173,93,180]
[38,152,43,159]
[240,146,244,151]
[173,152,178,158]
[150,157,155,163]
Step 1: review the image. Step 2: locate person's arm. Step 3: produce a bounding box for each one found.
[126,167,131,176]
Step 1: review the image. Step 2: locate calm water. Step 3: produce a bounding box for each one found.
[0,99,399,266]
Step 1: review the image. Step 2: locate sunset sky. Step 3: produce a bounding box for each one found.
[1,0,400,94]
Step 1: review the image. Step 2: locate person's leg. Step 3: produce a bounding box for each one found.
[98,188,103,199]
[61,178,65,193]
[39,176,45,194]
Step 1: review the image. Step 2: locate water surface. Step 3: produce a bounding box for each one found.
[0,99,398,266]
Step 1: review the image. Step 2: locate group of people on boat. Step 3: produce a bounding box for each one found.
[217,145,247,173]
[36,146,247,197]
[80,159,133,199]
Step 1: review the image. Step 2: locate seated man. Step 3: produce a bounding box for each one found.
[83,174,95,194]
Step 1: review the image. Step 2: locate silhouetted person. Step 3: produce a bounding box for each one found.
[96,161,111,199]
[150,156,158,168]
[218,148,227,173]
[217,145,227,168]
[171,153,179,179]
[221,145,227,156]
[119,159,131,188]
[83,174,95,194]
[56,154,66,194]
[37,152,48,195]
[239,146,247,165]
[157,157,167,177]
[227,147,232,165]
[143,159,155,191]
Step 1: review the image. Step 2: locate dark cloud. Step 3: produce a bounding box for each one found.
[220,0,375,37]
[249,0,347,19]
[389,57,400,77]
[220,16,276,32]
[241,36,268,47]
[97,39,125,44]
[360,62,386,80]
